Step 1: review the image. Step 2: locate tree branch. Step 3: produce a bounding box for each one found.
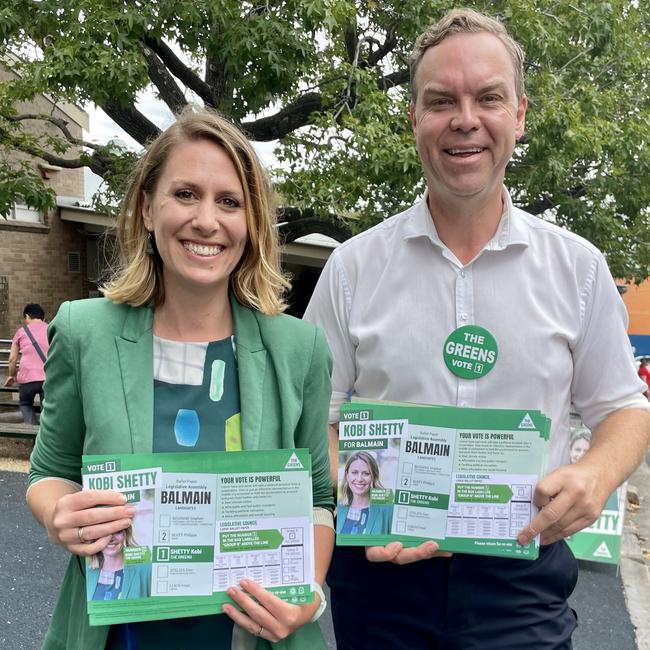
[522,186,589,215]
[205,53,231,108]
[521,195,555,215]
[378,67,409,90]
[4,113,103,150]
[242,92,323,141]
[142,45,188,115]
[5,138,130,179]
[0,126,86,169]
[367,26,398,67]
[204,23,232,108]
[143,34,214,105]
[344,24,359,65]
[241,65,410,141]
[99,99,160,145]
[278,207,352,243]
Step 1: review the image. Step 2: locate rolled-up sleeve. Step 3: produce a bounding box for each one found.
[571,253,650,429]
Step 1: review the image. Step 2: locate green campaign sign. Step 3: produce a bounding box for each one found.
[443,325,498,379]
[337,400,550,561]
[82,448,315,627]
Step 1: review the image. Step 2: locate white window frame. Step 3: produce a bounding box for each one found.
[7,201,43,223]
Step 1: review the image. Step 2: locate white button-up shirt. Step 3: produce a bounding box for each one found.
[304,190,648,473]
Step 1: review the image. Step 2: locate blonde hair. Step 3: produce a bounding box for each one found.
[410,8,525,103]
[101,107,289,314]
[340,451,384,506]
[88,526,137,570]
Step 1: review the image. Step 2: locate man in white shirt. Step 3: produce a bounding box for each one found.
[304,8,650,650]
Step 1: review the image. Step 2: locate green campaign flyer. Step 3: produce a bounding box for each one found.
[82,449,315,626]
[564,415,627,564]
[566,484,627,564]
[336,400,550,559]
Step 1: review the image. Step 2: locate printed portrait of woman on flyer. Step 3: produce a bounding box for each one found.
[87,526,151,601]
[336,451,393,535]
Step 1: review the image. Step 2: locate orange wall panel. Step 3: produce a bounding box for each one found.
[622,280,650,335]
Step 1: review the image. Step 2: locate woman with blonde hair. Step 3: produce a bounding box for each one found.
[337,451,392,535]
[27,107,334,650]
[87,526,151,601]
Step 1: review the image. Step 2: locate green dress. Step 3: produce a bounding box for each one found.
[107,336,242,649]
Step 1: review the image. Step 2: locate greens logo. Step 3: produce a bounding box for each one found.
[518,414,536,429]
[443,326,498,379]
[284,452,304,470]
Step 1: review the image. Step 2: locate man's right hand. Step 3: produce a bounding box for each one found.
[365,541,452,565]
[3,375,15,387]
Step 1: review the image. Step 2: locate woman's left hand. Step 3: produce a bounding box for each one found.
[222,579,319,642]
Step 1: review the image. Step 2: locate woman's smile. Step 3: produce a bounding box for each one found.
[348,459,372,496]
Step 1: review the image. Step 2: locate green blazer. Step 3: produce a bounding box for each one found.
[29,296,333,650]
[86,562,152,601]
[336,504,393,535]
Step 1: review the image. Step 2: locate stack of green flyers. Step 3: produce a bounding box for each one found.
[336,400,551,560]
[82,449,315,625]
[564,416,627,564]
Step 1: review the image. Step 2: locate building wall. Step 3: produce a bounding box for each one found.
[0,67,85,198]
[622,280,650,357]
[1,217,87,337]
[0,66,88,337]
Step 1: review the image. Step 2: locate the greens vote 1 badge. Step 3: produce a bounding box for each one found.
[443,325,498,379]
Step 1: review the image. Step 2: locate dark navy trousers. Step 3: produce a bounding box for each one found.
[328,542,578,650]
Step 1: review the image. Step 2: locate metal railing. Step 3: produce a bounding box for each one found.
[0,338,12,369]
[0,338,19,398]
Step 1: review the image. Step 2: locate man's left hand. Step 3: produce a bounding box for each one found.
[517,463,610,546]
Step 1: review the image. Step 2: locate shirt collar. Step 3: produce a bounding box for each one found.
[403,187,530,252]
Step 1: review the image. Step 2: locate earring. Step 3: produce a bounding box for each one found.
[146,232,154,255]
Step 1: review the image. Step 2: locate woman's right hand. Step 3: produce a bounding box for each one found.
[44,489,135,556]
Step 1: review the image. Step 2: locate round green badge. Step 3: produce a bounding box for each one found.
[443,325,498,379]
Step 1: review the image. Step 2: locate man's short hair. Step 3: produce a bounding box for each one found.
[410,8,525,103]
[23,303,45,320]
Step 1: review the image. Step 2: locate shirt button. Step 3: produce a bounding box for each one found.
[460,313,468,321]
[460,270,466,278]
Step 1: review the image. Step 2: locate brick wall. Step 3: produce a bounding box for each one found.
[1,213,87,337]
[0,66,89,336]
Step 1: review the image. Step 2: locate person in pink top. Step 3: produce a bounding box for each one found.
[4,303,49,424]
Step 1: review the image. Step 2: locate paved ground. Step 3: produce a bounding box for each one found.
[1,441,648,649]
[620,459,650,649]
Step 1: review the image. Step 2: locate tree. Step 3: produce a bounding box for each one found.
[1,1,649,278]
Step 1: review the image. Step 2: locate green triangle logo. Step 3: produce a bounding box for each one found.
[518,413,536,429]
[593,541,612,559]
[284,452,304,469]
